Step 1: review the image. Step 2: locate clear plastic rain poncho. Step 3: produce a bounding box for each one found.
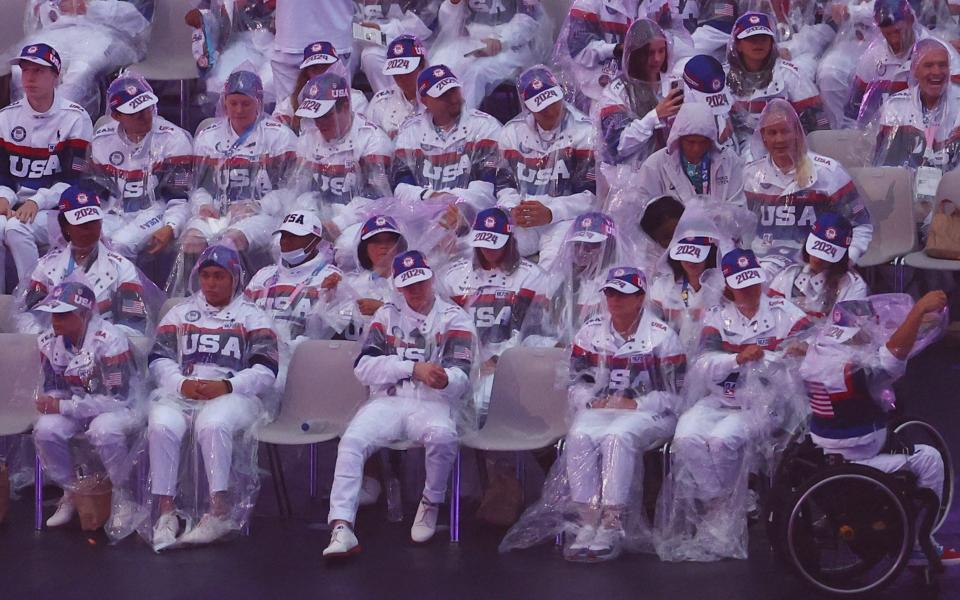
[189,0,276,106]
[542,211,639,346]
[435,207,554,421]
[171,65,298,295]
[815,1,881,128]
[597,18,679,176]
[354,1,440,93]
[494,65,599,269]
[429,0,553,109]
[86,73,195,261]
[750,0,836,80]
[646,200,742,356]
[869,37,960,228]
[18,0,154,116]
[743,99,873,263]
[500,265,686,561]
[655,253,812,561]
[29,280,150,536]
[130,243,278,551]
[551,0,641,109]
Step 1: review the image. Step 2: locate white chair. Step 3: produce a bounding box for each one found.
[904,170,960,272]
[195,117,217,137]
[129,0,199,128]
[0,294,17,333]
[94,114,113,132]
[0,0,30,79]
[0,333,42,528]
[256,340,365,516]
[807,129,874,170]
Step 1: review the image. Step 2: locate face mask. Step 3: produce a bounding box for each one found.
[281,239,320,267]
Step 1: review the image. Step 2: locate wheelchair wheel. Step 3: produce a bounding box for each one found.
[784,464,913,596]
[892,419,954,534]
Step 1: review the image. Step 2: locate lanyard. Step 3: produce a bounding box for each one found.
[226,119,260,157]
[680,274,690,308]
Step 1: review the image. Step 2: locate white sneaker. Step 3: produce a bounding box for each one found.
[152,513,180,551]
[588,526,624,560]
[177,513,233,545]
[46,496,76,528]
[358,476,382,507]
[323,523,361,558]
[410,499,440,543]
[568,524,597,554]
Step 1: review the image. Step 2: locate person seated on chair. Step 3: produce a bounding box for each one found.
[355,4,437,95]
[798,290,960,567]
[87,74,194,262]
[147,244,278,550]
[563,266,686,561]
[324,250,476,558]
[768,212,868,320]
[33,281,141,529]
[365,35,429,140]
[17,186,150,337]
[342,214,408,341]
[1,43,92,292]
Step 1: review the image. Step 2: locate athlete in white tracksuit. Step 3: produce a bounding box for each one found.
[88,77,194,261]
[496,66,597,269]
[16,0,152,116]
[364,34,429,139]
[563,266,685,560]
[33,281,141,528]
[147,244,279,549]
[355,0,439,93]
[342,214,407,341]
[324,250,476,557]
[743,99,873,263]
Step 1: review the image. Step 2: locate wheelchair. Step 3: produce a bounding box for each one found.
[764,418,954,597]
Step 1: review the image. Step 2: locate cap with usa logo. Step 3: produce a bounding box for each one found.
[108,77,158,115]
[301,41,339,69]
[393,250,433,288]
[383,35,426,76]
[58,186,103,225]
[35,281,96,314]
[601,267,646,294]
[12,43,61,72]
[295,73,350,118]
[275,210,323,237]
[721,248,766,289]
[517,66,564,113]
[361,215,402,240]
[417,64,461,98]
[806,212,852,263]
[733,12,776,40]
[470,207,512,249]
[569,212,616,243]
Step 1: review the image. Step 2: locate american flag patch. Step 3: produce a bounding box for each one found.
[72,156,88,172]
[173,170,191,187]
[104,370,123,388]
[453,347,473,361]
[714,3,735,17]
[122,299,146,315]
[805,380,834,417]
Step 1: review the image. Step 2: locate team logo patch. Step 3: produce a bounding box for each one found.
[76,193,88,204]
[11,126,25,142]
[614,268,625,277]
[433,68,445,78]
[403,256,415,268]
[748,15,760,24]
[581,217,592,228]
[712,78,722,91]
[109,151,124,166]
[393,44,404,56]
[126,85,138,95]
[531,78,543,90]
[309,84,319,96]
[825,227,837,240]
[737,256,749,268]
[185,310,201,322]
[311,43,324,52]
[484,216,496,228]
[375,216,387,226]
[27,46,37,55]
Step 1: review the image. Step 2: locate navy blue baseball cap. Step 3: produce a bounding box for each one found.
[669,236,715,263]
[296,73,350,118]
[806,212,852,263]
[198,244,242,281]
[224,70,264,101]
[721,248,765,289]
[383,35,426,76]
[470,207,513,249]
[35,281,96,314]
[361,215,402,240]
[301,41,339,69]
[601,267,647,294]
[569,212,616,243]
[107,76,158,115]
[831,299,877,328]
[517,66,564,113]
[683,55,731,115]
[733,12,776,40]
[393,250,433,288]
[12,43,61,72]
[875,0,912,26]
[418,64,461,98]
[58,186,102,225]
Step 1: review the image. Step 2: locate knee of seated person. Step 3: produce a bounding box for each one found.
[601,431,638,454]
[34,415,71,441]
[706,434,743,456]
[421,426,458,447]
[86,418,126,447]
[181,231,207,255]
[148,409,187,440]
[912,444,945,472]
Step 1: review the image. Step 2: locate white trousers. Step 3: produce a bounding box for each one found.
[328,396,458,524]
[183,213,275,253]
[102,207,165,260]
[566,408,676,507]
[5,211,52,285]
[147,393,261,497]
[34,408,142,487]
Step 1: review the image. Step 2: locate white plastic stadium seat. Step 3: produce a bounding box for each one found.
[904,169,960,271]
[0,294,16,333]
[848,167,916,268]
[807,129,873,171]
[158,297,184,322]
[0,333,40,438]
[0,0,30,78]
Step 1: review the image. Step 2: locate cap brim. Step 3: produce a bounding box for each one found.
[569,231,608,243]
[274,223,321,237]
[601,279,643,294]
[424,79,461,98]
[300,55,337,69]
[394,267,433,288]
[113,92,159,115]
[523,87,564,113]
[12,56,56,70]
[725,267,766,289]
[818,324,861,345]
[669,243,712,263]
[34,300,78,314]
[361,226,401,241]
[383,57,420,76]
[295,99,336,118]
[470,230,509,249]
[63,207,103,225]
[737,27,775,39]
[805,235,847,263]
